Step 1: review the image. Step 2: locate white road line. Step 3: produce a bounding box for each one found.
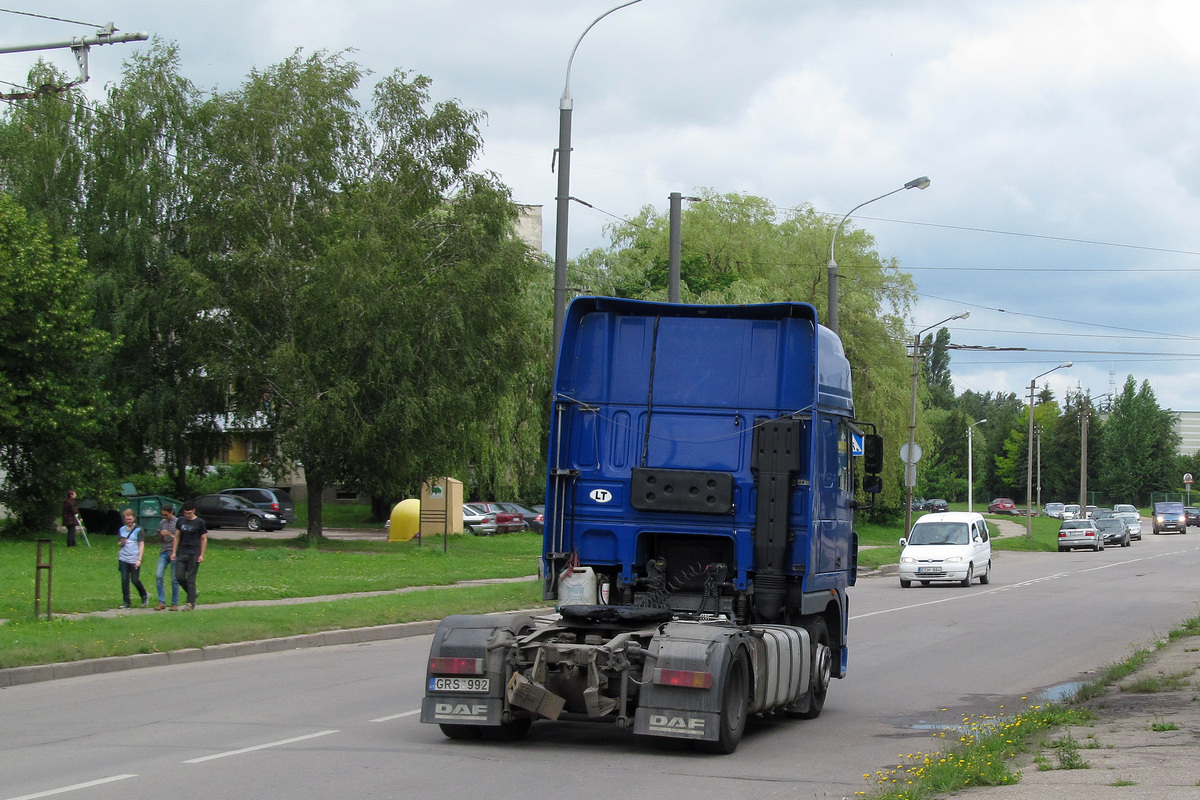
[854,546,1199,621]
[183,730,340,764]
[371,709,421,722]
[5,774,138,800]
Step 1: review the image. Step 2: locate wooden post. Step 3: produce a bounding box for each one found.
[34,539,53,619]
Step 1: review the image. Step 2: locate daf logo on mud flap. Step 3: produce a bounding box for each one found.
[649,714,705,734]
[589,489,613,503]
[436,702,487,719]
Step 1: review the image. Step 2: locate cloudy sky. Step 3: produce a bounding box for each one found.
[4,1,1199,411]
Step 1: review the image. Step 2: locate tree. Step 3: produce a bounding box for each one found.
[1097,376,1181,503]
[921,328,956,410]
[82,41,227,494]
[0,194,113,532]
[193,53,542,535]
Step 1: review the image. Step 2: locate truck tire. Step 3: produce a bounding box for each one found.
[792,617,831,720]
[439,724,482,740]
[695,649,749,754]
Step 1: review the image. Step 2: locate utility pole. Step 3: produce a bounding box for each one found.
[1080,399,1091,510]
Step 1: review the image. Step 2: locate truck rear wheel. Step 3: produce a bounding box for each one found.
[439,724,482,740]
[695,649,749,754]
[793,617,831,720]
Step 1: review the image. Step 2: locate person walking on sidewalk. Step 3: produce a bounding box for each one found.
[154,505,181,611]
[171,501,208,611]
[117,509,149,609]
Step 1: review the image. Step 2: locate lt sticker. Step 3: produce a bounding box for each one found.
[589,489,613,503]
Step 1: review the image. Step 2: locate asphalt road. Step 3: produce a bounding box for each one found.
[3,525,1199,800]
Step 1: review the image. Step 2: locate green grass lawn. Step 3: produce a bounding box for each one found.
[0,529,545,668]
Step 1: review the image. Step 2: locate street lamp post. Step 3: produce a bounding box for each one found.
[552,1,643,354]
[827,176,930,334]
[1026,362,1072,537]
[967,419,987,513]
[904,310,970,537]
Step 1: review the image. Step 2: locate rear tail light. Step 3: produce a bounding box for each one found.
[429,657,484,675]
[653,668,713,689]
[270,502,280,511]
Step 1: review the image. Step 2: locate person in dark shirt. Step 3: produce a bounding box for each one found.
[171,501,208,611]
[62,490,80,547]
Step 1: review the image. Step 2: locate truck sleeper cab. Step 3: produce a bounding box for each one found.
[422,298,881,753]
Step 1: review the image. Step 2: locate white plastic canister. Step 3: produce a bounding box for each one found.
[558,566,598,605]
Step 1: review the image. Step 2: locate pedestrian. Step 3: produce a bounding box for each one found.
[171,500,208,611]
[154,505,181,611]
[117,509,149,609]
[63,490,80,547]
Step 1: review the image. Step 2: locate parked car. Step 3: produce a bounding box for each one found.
[1187,507,1200,527]
[1058,519,1103,551]
[988,497,1017,515]
[462,504,497,536]
[898,512,991,587]
[910,498,927,511]
[927,498,949,513]
[1043,502,1065,519]
[494,502,543,533]
[1114,511,1143,541]
[1063,504,1081,520]
[195,493,286,531]
[1095,516,1131,547]
[1152,501,1187,535]
[465,502,524,534]
[220,487,296,523]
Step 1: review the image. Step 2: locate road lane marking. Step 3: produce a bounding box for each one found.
[5,774,138,800]
[855,547,1198,621]
[371,709,420,722]
[183,730,339,763]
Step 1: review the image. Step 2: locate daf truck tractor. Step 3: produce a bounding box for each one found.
[421,297,882,753]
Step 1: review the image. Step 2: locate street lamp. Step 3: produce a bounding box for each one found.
[967,419,987,513]
[904,310,970,537]
[552,1,643,354]
[1026,362,1072,537]
[827,176,931,334]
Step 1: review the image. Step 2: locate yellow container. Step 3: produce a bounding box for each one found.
[388,498,421,542]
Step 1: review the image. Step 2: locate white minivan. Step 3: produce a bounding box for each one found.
[898,511,992,588]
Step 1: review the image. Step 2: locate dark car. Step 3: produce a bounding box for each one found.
[495,502,543,533]
[927,498,949,513]
[1095,516,1131,547]
[220,487,296,523]
[195,493,287,531]
[1187,507,1200,527]
[987,497,1017,515]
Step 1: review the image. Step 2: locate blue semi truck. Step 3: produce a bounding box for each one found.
[422,297,882,753]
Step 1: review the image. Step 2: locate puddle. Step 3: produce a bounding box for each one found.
[1040,681,1086,703]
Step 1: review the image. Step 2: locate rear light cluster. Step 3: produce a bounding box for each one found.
[429,657,484,675]
[653,668,713,689]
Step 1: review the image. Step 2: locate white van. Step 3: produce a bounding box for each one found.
[898,511,992,588]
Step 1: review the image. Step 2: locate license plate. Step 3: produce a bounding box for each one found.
[430,676,490,693]
[917,567,941,574]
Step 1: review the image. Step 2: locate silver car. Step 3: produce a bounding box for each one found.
[1058,519,1104,551]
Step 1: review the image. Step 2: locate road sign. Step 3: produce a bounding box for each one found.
[1185,473,1193,486]
[851,432,864,457]
[900,443,923,465]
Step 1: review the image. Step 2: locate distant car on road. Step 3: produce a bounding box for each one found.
[1113,503,1139,516]
[1095,516,1131,547]
[1187,507,1200,527]
[1114,511,1142,541]
[927,498,949,513]
[1058,519,1104,551]
[988,497,1017,515]
[1063,504,1081,520]
[1043,502,1065,519]
[898,511,991,588]
[1153,501,1187,535]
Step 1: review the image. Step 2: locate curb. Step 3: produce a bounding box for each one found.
[0,618,440,688]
